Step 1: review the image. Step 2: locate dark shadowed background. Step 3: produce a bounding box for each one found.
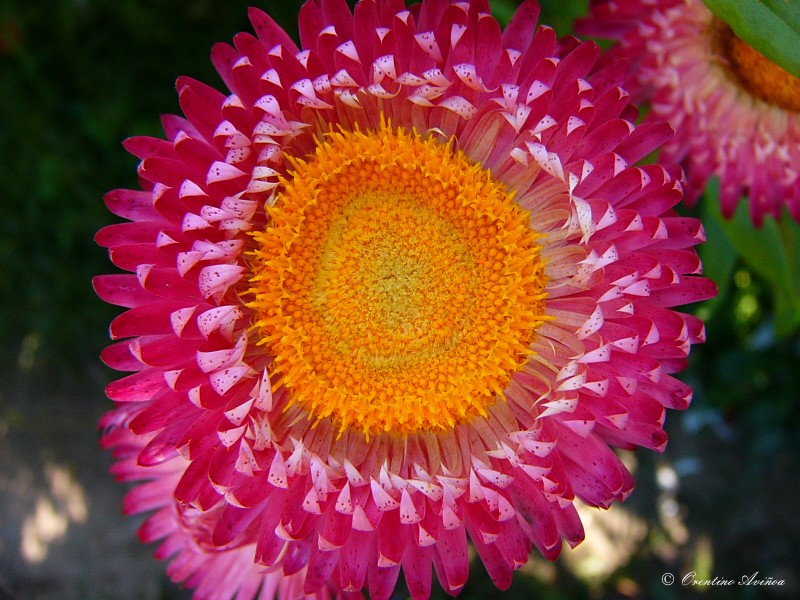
[1,1,798,598]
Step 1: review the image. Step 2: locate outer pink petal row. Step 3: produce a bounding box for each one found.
[96,1,715,599]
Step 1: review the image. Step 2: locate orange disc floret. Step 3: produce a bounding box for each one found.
[714,20,800,112]
[247,122,549,437]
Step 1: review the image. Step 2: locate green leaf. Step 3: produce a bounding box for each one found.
[759,0,800,37]
[703,0,800,78]
[705,178,800,336]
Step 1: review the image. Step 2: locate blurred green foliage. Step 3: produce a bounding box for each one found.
[0,0,301,369]
[699,180,800,337]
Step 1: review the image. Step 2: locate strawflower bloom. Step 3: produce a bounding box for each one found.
[96,0,716,598]
[580,0,800,226]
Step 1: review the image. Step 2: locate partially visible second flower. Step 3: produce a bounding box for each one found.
[96,1,716,599]
[581,0,800,225]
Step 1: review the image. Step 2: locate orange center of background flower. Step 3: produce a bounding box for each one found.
[715,21,800,112]
[248,123,548,437]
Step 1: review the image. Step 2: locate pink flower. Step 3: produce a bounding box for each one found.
[96,0,716,598]
[580,0,800,225]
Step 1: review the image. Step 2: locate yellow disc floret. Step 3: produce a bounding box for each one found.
[247,122,548,437]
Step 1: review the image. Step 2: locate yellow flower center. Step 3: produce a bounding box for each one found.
[247,123,548,437]
[714,20,800,112]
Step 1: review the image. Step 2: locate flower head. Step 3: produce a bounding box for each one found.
[580,0,800,225]
[96,0,715,598]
